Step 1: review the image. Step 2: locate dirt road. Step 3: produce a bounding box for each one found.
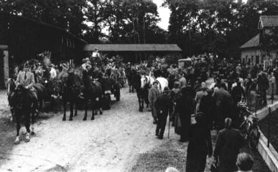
[0,88,179,172]
[0,83,271,172]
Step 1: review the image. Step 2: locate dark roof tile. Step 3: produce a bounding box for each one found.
[240,34,260,49]
[83,44,182,52]
[259,15,278,29]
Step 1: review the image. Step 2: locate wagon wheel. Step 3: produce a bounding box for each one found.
[248,127,260,150]
[107,94,112,110]
[115,89,120,101]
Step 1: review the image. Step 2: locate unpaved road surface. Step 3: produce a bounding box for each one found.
[0,88,179,172]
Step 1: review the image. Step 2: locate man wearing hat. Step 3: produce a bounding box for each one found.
[148,80,160,124]
[82,58,92,72]
[16,63,38,104]
[154,87,172,139]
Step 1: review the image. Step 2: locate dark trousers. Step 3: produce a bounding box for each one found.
[259,89,267,106]
[180,113,190,141]
[156,112,168,138]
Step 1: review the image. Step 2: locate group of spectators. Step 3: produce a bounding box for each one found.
[140,54,278,172]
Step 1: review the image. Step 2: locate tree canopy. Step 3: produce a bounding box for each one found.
[165,0,278,58]
[1,0,278,59]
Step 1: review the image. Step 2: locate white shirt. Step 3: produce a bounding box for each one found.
[50,67,57,79]
[92,52,100,58]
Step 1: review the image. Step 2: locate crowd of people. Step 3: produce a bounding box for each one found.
[125,54,277,172]
[8,51,275,171]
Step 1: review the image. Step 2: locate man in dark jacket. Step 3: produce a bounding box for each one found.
[231,78,245,105]
[175,87,194,142]
[199,88,216,130]
[186,112,212,172]
[154,87,172,139]
[214,118,244,172]
[213,83,234,130]
[257,71,269,106]
[148,80,160,124]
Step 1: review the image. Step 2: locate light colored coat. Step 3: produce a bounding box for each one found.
[148,86,160,119]
[16,71,35,88]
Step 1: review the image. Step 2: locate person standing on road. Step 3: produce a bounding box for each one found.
[154,87,172,139]
[186,112,212,172]
[199,88,216,130]
[178,72,187,88]
[231,78,245,105]
[175,87,194,142]
[148,80,160,124]
[213,83,234,130]
[257,71,269,106]
[213,118,244,172]
[194,83,207,113]
[236,152,254,172]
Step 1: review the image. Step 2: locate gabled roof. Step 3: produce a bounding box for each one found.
[83,44,182,52]
[258,15,278,29]
[240,34,260,49]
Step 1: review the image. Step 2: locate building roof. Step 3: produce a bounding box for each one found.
[240,34,260,49]
[0,45,8,50]
[83,44,182,52]
[258,15,278,29]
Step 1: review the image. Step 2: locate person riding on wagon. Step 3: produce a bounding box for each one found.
[82,58,92,72]
[15,63,38,111]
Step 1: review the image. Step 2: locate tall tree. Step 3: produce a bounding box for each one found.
[166,0,278,58]
[121,0,158,44]
[0,0,86,36]
[84,0,113,43]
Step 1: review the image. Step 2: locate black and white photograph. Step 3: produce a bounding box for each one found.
[0,0,278,171]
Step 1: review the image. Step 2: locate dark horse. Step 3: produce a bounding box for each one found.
[82,70,103,120]
[9,85,36,144]
[61,71,83,121]
[7,78,17,121]
[134,72,150,112]
[7,78,43,122]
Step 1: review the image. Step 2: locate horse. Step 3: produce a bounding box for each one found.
[7,77,45,119]
[82,70,103,120]
[156,77,169,93]
[9,85,36,144]
[135,73,153,112]
[60,71,83,121]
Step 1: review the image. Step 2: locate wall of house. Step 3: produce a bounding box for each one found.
[0,12,86,65]
[241,48,262,65]
[241,48,278,69]
[0,47,9,89]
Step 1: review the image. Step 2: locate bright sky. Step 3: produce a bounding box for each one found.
[152,0,171,31]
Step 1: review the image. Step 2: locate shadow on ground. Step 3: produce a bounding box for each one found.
[131,130,271,172]
[0,108,58,169]
[130,140,187,172]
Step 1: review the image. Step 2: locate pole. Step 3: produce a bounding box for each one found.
[168,112,171,139]
[254,93,257,118]
[268,107,271,147]
[272,82,274,104]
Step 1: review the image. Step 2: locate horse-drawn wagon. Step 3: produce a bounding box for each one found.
[101,68,122,110]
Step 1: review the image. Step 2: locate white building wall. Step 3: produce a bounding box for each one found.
[241,48,260,65]
[241,48,277,67]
